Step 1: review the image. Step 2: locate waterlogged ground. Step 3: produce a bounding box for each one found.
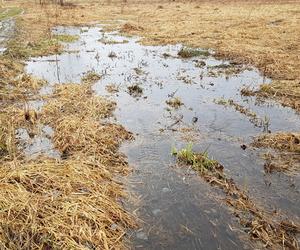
[25,25,300,249]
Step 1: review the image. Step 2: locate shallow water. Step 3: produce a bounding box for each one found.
[0,18,15,53]
[26,25,300,249]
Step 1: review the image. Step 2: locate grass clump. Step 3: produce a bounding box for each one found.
[252,132,300,174]
[253,132,300,153]
[42,83,115,124]
[178,47,210,58]
[5,37,62,59]
[127,84,143,97]
[166,97,183,109]
[106,83,120,93]
[172,143,222,174]
[81,70,101,84]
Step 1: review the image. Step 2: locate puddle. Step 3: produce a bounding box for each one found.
[16,125,60,159]
[0,18,15,53]
[26,25,300,249]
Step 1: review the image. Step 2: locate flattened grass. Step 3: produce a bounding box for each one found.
[0,158,135,249]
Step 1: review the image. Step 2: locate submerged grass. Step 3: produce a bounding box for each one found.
[173,144,300,249]
[215,98,270,131]
[53,34,79,43]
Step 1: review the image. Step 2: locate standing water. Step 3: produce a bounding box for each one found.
[26,25,300,249]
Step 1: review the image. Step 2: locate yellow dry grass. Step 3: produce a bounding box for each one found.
[252,132,300,174]
[42,83,115,123]
[0,158,135,249]
[0,4,137,247]
[253,132,300,153]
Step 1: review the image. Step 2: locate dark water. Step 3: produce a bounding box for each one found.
[25,25,300,249]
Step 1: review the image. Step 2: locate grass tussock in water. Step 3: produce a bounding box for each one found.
[178,47,210,58]
[172,144,300,249]
[81,70,102,84]
[166,97,183,109]
[252,132,300,174]
[253,132,300,153]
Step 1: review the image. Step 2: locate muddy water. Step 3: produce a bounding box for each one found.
[26,26,300,249]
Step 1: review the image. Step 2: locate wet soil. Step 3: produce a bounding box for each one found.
[25,25,300,249]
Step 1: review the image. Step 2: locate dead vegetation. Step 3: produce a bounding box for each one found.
[172,144,300,249]
[127,84,143,97]
[253,132,300,153]
[166,97,183,109]
[207,63,247,77]
[178,47,210,58]
[0,158,135,249]
[81,70,101,84]
[252,132,300,174]
[0,6,136,248]
[106,83,120,93]
[0,79,136,248]
[3,0,298,112]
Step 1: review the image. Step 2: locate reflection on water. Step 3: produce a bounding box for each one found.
[26,25,300,249]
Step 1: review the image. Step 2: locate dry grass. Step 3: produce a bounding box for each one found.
[42,83,115,123]
[0,81,136,248]
[0,5,137,247]
[1,0,299,248]
[0,158,135,249]
[253,132,300,153]
[166,97,183,109]
[252,132,300,174]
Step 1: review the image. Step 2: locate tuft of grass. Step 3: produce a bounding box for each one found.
[172,143,222,173]
[127,84,143,97]
[106,83,120,93]
[108,51,117,58]
[81,70,101,84]
[166,97,183,109]
[178,47,210,58]
[5,37,62,59]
